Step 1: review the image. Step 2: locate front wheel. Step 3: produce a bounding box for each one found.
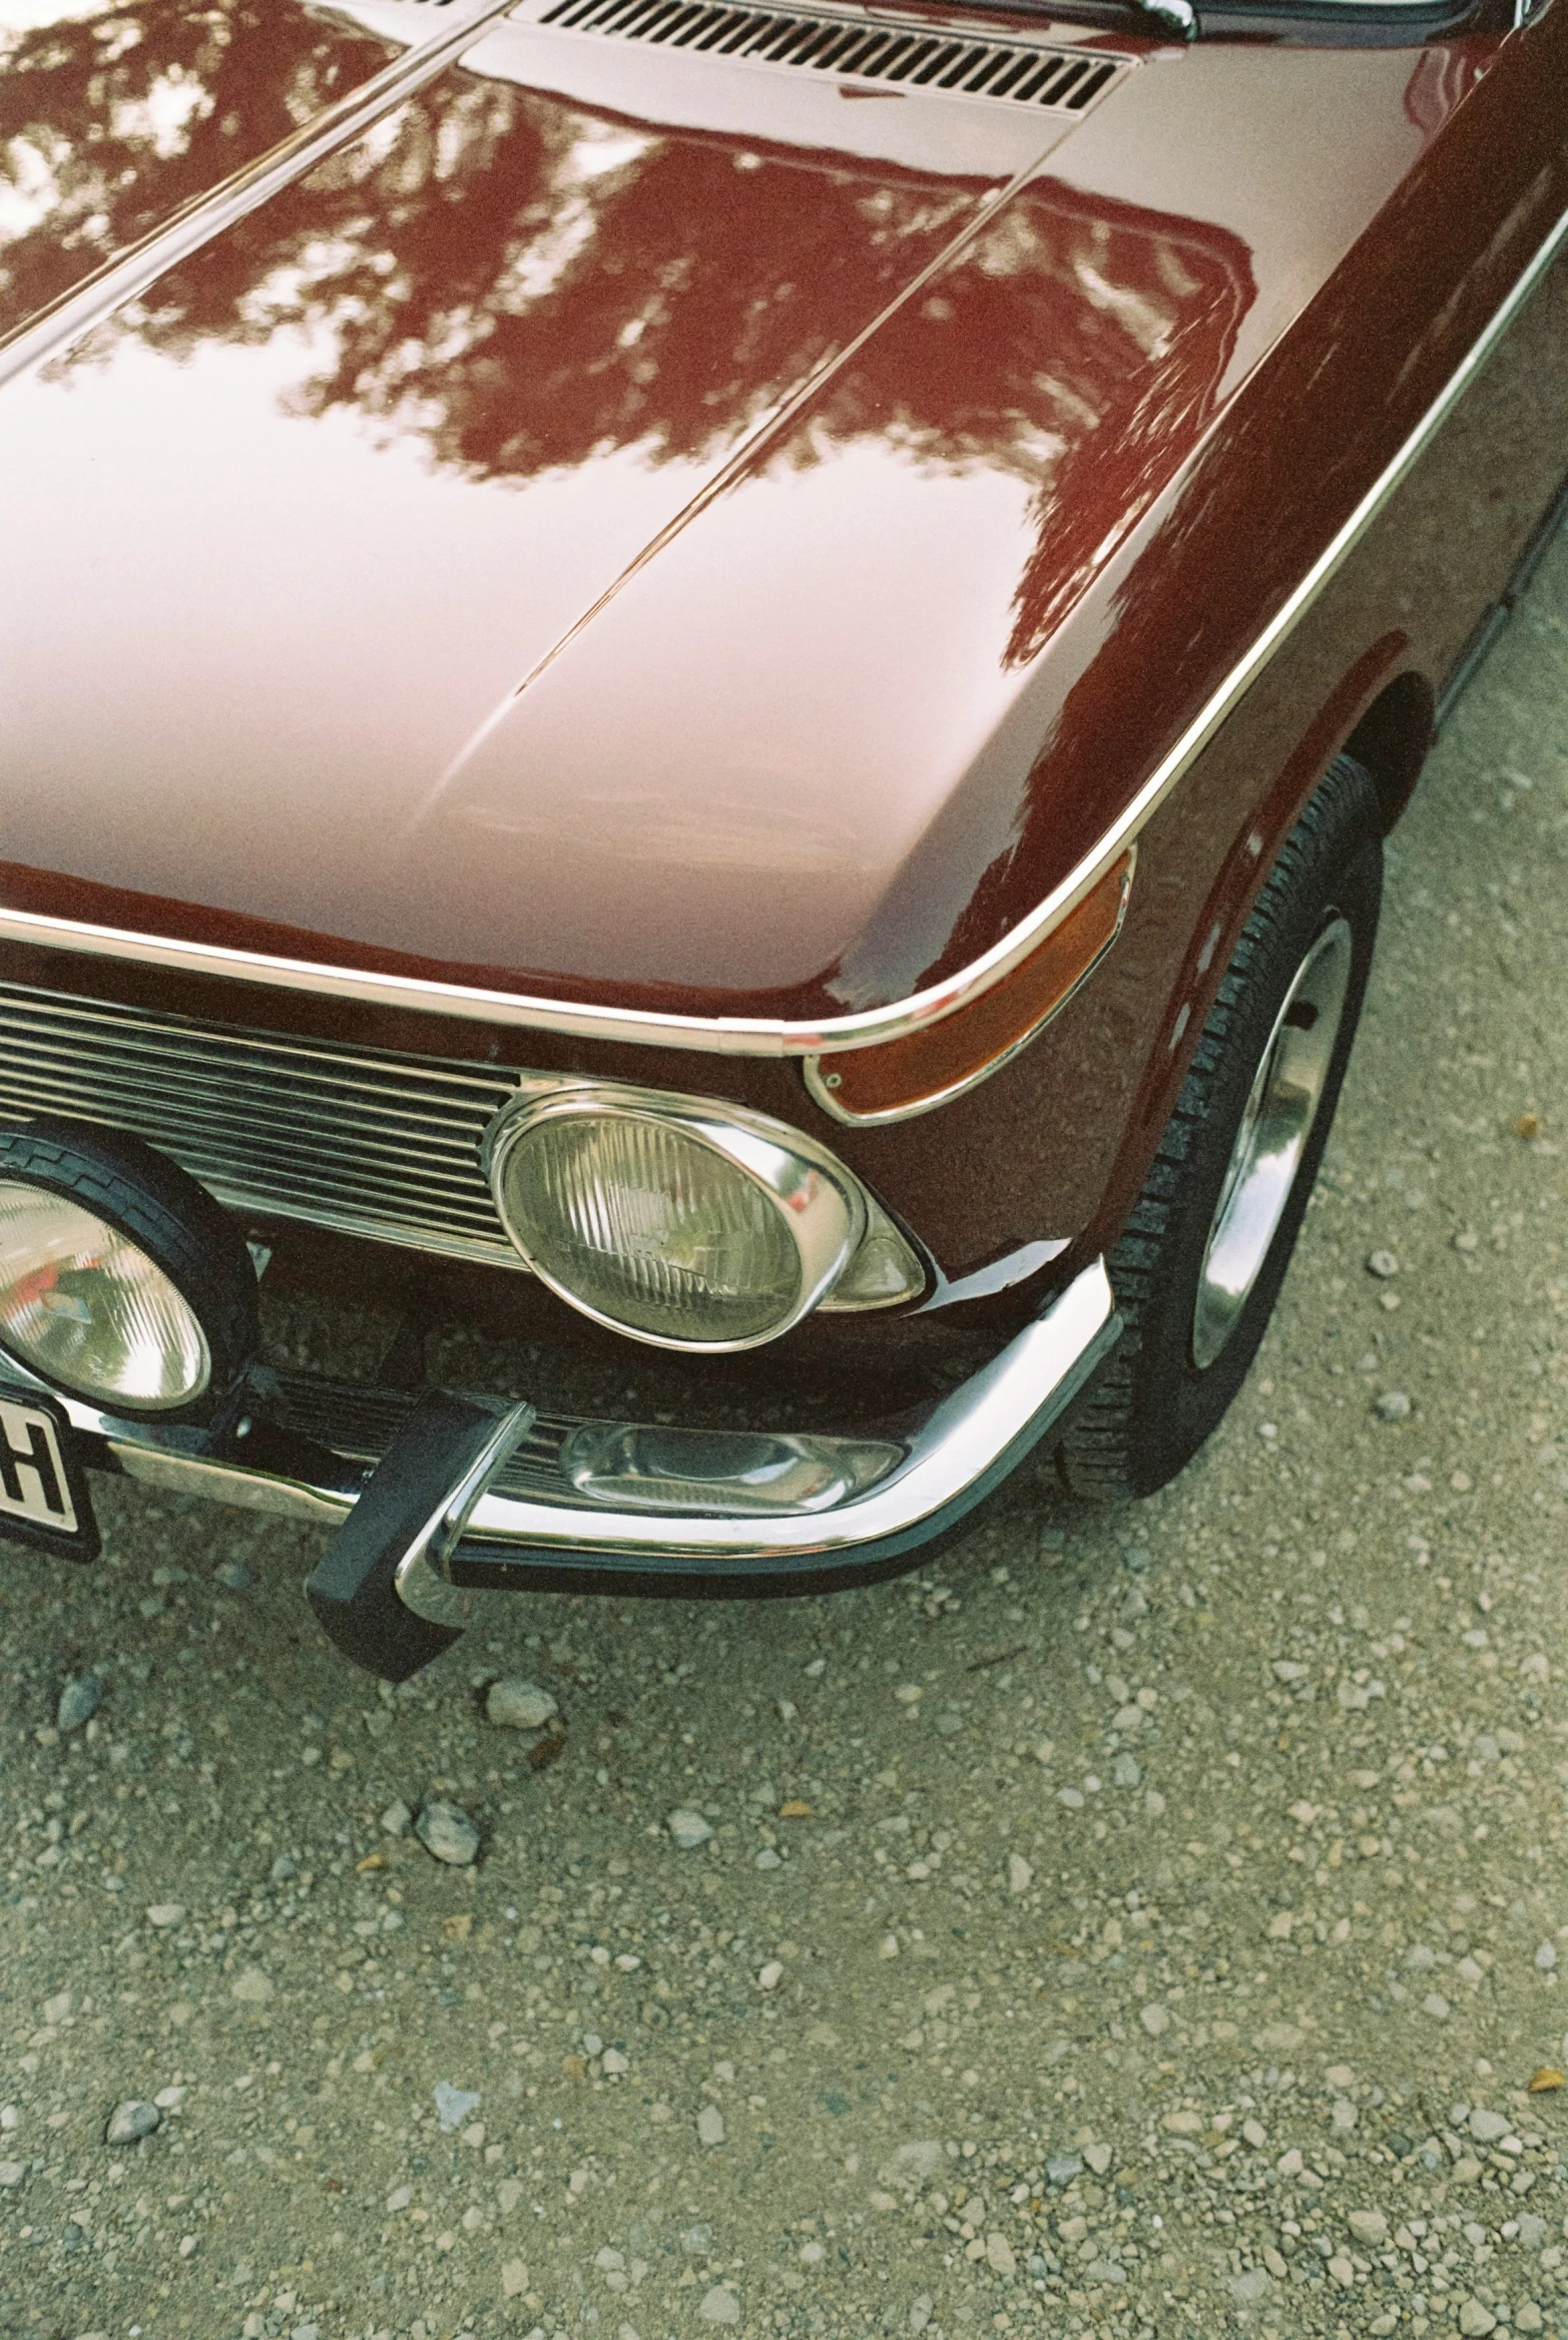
[1058,753,1382,1499]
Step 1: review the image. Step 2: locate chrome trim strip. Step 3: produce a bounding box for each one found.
[17,1258,1116,1566]
[0,0,524,393]
[801,846,1135,1123]
[4,177,1561,1057]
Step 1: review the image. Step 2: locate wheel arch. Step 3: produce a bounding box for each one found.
[1339,667,1435,834]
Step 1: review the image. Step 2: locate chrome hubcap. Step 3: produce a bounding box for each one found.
[1192,916,1353,1371]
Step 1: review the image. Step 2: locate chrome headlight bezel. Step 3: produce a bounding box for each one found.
[483,1082,872,1353]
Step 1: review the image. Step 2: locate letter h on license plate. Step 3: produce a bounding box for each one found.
[0,1393,99,1560]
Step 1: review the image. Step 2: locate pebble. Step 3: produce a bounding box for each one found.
[755,1849,783,1871]
[0,2160,25,2188]
[1374,1391,1412,1421]
[146,1904,186,1929]
[56,1672,101,1731]
[1458,2302,1497,2336]
[231,1968,274,2005]
[698,2288,740,2325]
[1006,1854,1033,1895]
[1366,1250,1399,1279]
[667,1809,713,1850]
[214,1559,254,1590]
[697,2105,726,2145]
[415,1802,479,1867]
[485,1677,558,1731]
[1111,1753,1141,1787]
[1469,2107,1510,2142]
[1047,2151,1083,2184]
[434,2082,481,2132]
[1536,1941,1557,1971]
[269,1855,298,1884]
[758,1962,784,1991]
[380,1799,412,1838]
[105,2100,160,2145]
[1347,2208,1386,2243]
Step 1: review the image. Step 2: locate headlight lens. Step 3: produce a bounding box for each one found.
[488,1091,864,1350]
[0,1184,211,1410]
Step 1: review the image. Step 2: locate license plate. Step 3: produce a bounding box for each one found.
[0,1390,99,1560]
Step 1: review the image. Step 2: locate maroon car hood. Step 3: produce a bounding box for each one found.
[0,7,1485,1019]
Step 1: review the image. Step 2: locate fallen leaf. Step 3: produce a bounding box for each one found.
[1528,2067,1564,2093]
[355,1853,388,1873]
[442,1913,473,1944]
[779,1801,812,1819]
[1515,1113,1541,1140]
[527,1728,567,1771]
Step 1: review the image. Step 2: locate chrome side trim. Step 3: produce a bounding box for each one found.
[0,0,524,393]
[14,1258,1116,1568]
[4,191,1561,1056]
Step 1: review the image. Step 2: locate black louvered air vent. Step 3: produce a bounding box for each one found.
[536,0,1130,113]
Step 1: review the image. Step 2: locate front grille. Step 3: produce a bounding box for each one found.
[536,0,1130,114]
[0,980,528,1269]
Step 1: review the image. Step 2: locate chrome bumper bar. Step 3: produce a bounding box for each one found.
[6,1259,1117,1617]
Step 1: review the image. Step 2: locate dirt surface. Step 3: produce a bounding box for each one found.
[1,535,1566,2340]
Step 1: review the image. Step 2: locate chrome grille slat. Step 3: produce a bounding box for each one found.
[0,980,531,1269]
[535,0,1130,114]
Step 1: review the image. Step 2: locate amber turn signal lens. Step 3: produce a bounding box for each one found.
[808,851,1134,1124]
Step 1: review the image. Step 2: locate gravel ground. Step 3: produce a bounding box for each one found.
[1,530,1565,2340]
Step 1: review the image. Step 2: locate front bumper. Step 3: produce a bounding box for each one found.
[1,1259,1118,1658]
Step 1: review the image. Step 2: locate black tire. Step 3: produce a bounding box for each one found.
[1058,754,1382,1499]
[0,1118,259,1418]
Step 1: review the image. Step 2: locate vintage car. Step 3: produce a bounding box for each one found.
[0,0,1563,1675]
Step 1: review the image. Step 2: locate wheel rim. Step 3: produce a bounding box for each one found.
[1191,915,1353,1371]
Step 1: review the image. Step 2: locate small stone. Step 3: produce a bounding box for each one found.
[667,1808,713,1851]
[1468,2107,1510,2142]
[1058,1787,1085,1809]
[1162,2110,1203,2136]
[1458,2301,1497,2336]
[231,1967,273,2005]
[934,1711,964,1736]
[415,1802,479,1867]
[269,1854,298,1884]
[0,2160,25,2188]
[1242,2118,1267,2148]
[214,1559,254,1590]
[1007,1854,1033,1896]
[1515,2306,1545,2335]
[1331,2098,1357,2132]
[105,2099,160,2145]
[1084,2142,1112,2175]
[1272,1660,1309,1682]
[1229,2270,1270,2303]
[501,2258,529,2298]
[602,2048,628,2074]
[1348,2209,1386,2244]
[434,2082,481,2132]
[1536,1942,1558,1972]
[755,1848,783,1871]
[1140,2004,1170,2037]
[1374,1391,1412,1422]
[1326,2254,1353,2286]
[758,1962,784,1992]
[1046,2151,1083,2185]
[146,1904,186,1929]
[485,1678,558,1731]
[1276,2148,1304,2177]
[697,2104,726,2146]
[153,2085,185,2111]
[985,2233,1016,2275]
[1366,1250,1399,1279]
[1422,1992,1449,2020]
[1110,1753,1141,1787]
[1517,2213,1548,2249]
[698,2288,740,2326]
[379,1799,412,1838]
[56,1673,101,1732]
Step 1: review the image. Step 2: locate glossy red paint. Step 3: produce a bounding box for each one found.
[3,3,1568,1308]
[0,0,402,343]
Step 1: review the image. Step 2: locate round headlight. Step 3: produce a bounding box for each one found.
[487,1089,863,1351]
[0,1122,259,1417]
